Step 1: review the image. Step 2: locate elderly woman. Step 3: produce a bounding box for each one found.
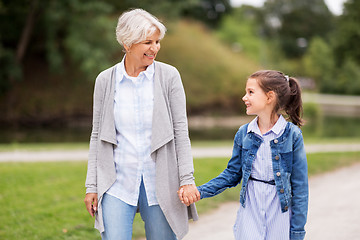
[84,8,200,240]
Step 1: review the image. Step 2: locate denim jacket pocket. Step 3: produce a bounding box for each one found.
[279,151,293,172]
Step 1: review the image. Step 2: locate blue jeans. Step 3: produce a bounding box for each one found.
[101,180,177,240]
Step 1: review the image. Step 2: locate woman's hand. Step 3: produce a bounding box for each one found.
[177,184,200,206]
[84,193,98,217]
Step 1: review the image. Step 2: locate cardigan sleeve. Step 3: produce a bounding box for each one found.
[168,67,195,186]
[85,73,105,194]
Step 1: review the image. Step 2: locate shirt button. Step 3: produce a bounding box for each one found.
[275,155,280,160]
[280,189,284,193]
[276,172,281,177]
[274,139,278,144]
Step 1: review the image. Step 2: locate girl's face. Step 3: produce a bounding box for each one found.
[242,78,269,116]
[126,29,161,69]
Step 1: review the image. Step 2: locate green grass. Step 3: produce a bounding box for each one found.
[0,161,98,240]
[303,137,360,144]
[306,151,360,175]
[192,158,241,214]
[1,151,360,239]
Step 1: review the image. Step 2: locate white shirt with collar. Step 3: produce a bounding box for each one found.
[106,57,158,206]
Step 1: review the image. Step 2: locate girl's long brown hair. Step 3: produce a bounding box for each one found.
[249,70,303,127]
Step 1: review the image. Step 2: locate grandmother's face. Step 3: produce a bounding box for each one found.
[127,29,161,67]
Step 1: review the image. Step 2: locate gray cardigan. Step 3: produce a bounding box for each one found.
[85,61,198,239]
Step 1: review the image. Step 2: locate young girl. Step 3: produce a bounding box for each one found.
[179,70,308,240]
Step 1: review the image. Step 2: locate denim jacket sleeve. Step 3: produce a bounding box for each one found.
[289,130,309,240]
[197,131,243,198]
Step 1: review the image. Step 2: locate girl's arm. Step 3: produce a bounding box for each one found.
[197,133,243,199]
[290,132,309,240]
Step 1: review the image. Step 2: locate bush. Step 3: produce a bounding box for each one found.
[157,20,260,115]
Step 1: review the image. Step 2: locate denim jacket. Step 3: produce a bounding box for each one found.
[198,122,308,240]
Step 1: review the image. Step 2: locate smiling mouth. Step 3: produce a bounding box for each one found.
[145,53,155,57]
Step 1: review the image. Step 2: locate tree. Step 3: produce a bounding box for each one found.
[0,0,199,96]
[0,0,119,93]
[337,58,360,95]
[182,0,232,28]
[260,0,335,58]
[215,6,263,61]
[303,37,335,92]
[333,0,360,67]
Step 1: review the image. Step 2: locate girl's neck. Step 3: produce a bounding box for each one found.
[257,114,279,135]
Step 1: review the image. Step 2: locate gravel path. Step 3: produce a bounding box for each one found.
[184,163,360,240]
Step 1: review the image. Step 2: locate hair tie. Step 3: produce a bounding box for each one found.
[285,75,289,82]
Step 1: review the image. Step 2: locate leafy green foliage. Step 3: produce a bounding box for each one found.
[157,20,260,115]
[336,58,360,95]
[182,0,232,28]
[41,0,119,76]
[261,0,335,58]
[333,0,360,67]
[303,37,360,95]
[0,0,201,94]
[0,0,119,88]
[215,6,262,62]
[0,18,261,126]
[0,46,22,94]
[303,37,335,91]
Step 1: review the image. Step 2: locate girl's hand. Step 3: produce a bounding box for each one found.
[177,184,200,206]
[177,187,187,204]
[84,193,98,217]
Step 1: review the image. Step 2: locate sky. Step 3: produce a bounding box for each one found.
[230,0,346,15]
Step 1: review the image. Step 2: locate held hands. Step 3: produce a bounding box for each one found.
[177,184,201,206]
[84,186,199,216]
[84,193,98,217]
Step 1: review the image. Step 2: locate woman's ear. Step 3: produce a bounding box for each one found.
[123,43,130,53]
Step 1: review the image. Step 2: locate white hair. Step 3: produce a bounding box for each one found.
[116,9,166,48]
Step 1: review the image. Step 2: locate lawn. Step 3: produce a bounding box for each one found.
[1,151,360,239]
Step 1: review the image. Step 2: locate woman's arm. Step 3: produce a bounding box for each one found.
[168,69,195,186]
[168,68,200,205]
[84,74,105,215]
[290,132,309,240]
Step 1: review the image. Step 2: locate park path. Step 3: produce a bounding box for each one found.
[0,143,360,162]
[183,163,360,240]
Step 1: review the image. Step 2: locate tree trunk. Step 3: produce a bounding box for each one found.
[6,0,39,125]
[15,0,39,63]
